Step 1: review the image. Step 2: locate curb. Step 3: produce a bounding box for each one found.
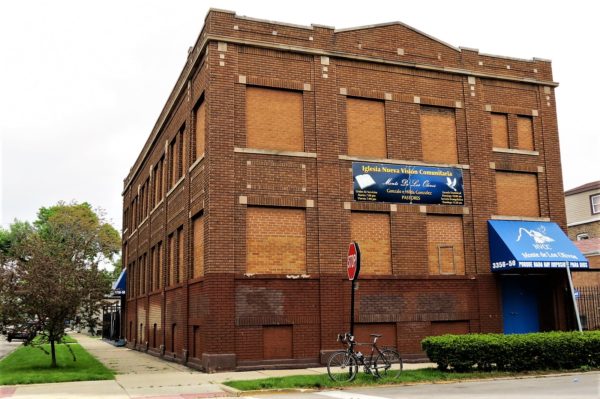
[216,383,242,397]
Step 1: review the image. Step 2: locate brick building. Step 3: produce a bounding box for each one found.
[122,9,587,371]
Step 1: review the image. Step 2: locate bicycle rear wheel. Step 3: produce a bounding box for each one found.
[327,351,358,382]
[374,349,403,378]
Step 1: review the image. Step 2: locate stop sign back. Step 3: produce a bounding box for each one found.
[347,242,361,281]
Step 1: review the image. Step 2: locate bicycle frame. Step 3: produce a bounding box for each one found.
[337,332,385,375]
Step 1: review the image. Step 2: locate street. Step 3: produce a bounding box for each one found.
[244,372,600,399]
[0,335,20,360]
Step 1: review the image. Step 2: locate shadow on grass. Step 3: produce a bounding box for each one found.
[0,343,114,385]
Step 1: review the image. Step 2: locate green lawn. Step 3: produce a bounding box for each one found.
[0,343,114,385]
[224,368,578,391]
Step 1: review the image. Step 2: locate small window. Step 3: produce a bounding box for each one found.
[577,233,589,241]
[591,194,600,215]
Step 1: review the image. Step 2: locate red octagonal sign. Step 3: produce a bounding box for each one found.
[347,242,361,281]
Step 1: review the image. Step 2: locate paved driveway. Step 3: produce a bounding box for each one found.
[0,335,20,360]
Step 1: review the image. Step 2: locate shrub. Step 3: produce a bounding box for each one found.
[421,331,600,372]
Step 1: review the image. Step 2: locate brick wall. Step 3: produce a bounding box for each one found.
[246,207,306,274]
[495,172,540,217]
[350,212,392,275]
[568,222,600,240]
[346,98,386,158]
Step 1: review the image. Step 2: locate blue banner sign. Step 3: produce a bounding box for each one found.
[488,220,589,271]
[352,162,464,205]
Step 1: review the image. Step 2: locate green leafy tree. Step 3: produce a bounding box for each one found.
[0,202,120,367]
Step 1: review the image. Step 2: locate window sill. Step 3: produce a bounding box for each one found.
[234,147,317,158]
[492,147,539,156]
[166,176,185,197]
[491,215,550,222]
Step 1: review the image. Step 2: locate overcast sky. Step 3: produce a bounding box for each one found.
[1,0,599,230]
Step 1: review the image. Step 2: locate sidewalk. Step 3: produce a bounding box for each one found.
[0,333,434,398]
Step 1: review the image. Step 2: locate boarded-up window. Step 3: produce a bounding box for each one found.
[192,215,204,278]
[246,207,306,274]
[496,172,540,217]
[169,138,178,188]
[179,125,187,174]
[346,98,386,158]
[177,227,184,283]
[427,215,465,275]
[350,212,392,275]
[168,234,175,286]
[149,247,155,291]
[420,106,458,164]
[431,320,469,336]
[263,326,293,359]
[195,101,206,160]
[517,116,534,151]
[192,325,202,359]
[157,241,163,289]
[246,87,304,152]
[491,113,509,148]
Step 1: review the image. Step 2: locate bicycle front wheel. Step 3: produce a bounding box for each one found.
[374,349,403,378]
[327,351,358,382]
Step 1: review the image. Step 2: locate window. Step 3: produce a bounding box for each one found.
[491,113,509,148]
[154,157,164,203]
[157,241,163,289]
[420,106,458,164]
[350,212,391,275]
[427,215,465,275]
[577,233,589,241]
[192,214,204,278]
[194,100,206,160]
[168,233,175,286]
[179,125,187,175]
[591,194,600,214]
[495,172,540,217]
[516,116,534,151]
[149,247,155,291]
[246,207,306,274]
[177,226,184,283]
[490,113,535,151]
[346,98,386,158]
[246,86,304,151]
[169,137,178,188]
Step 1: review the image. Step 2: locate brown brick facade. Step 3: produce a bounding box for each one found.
[122,10,572,370]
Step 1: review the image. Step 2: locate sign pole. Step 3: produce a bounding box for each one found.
[350,278,356,336]
[565,264,583,332]
[347,242,361,337]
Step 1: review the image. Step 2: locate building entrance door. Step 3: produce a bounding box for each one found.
[501,276,540,334]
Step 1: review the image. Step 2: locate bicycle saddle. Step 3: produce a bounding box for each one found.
[370,334,382,337]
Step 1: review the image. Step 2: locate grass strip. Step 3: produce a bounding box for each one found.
[30,334,78,345]
[0,342,114,385]
[224,368,584,391]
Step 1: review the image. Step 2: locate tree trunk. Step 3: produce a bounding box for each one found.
[50,339,57,368]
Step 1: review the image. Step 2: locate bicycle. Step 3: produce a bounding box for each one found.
[327,332,403,382]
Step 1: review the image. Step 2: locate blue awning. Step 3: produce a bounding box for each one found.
[112,269,126,294]
[488,220,589,272]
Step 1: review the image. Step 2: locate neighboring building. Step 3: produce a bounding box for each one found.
[565,181,600,287]
[122,10,587,371]
[565,181,600,241]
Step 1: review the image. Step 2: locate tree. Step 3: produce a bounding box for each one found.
[0,202,120,367]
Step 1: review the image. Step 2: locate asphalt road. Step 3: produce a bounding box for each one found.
[244,372,599,399]
[0,334,21,360]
